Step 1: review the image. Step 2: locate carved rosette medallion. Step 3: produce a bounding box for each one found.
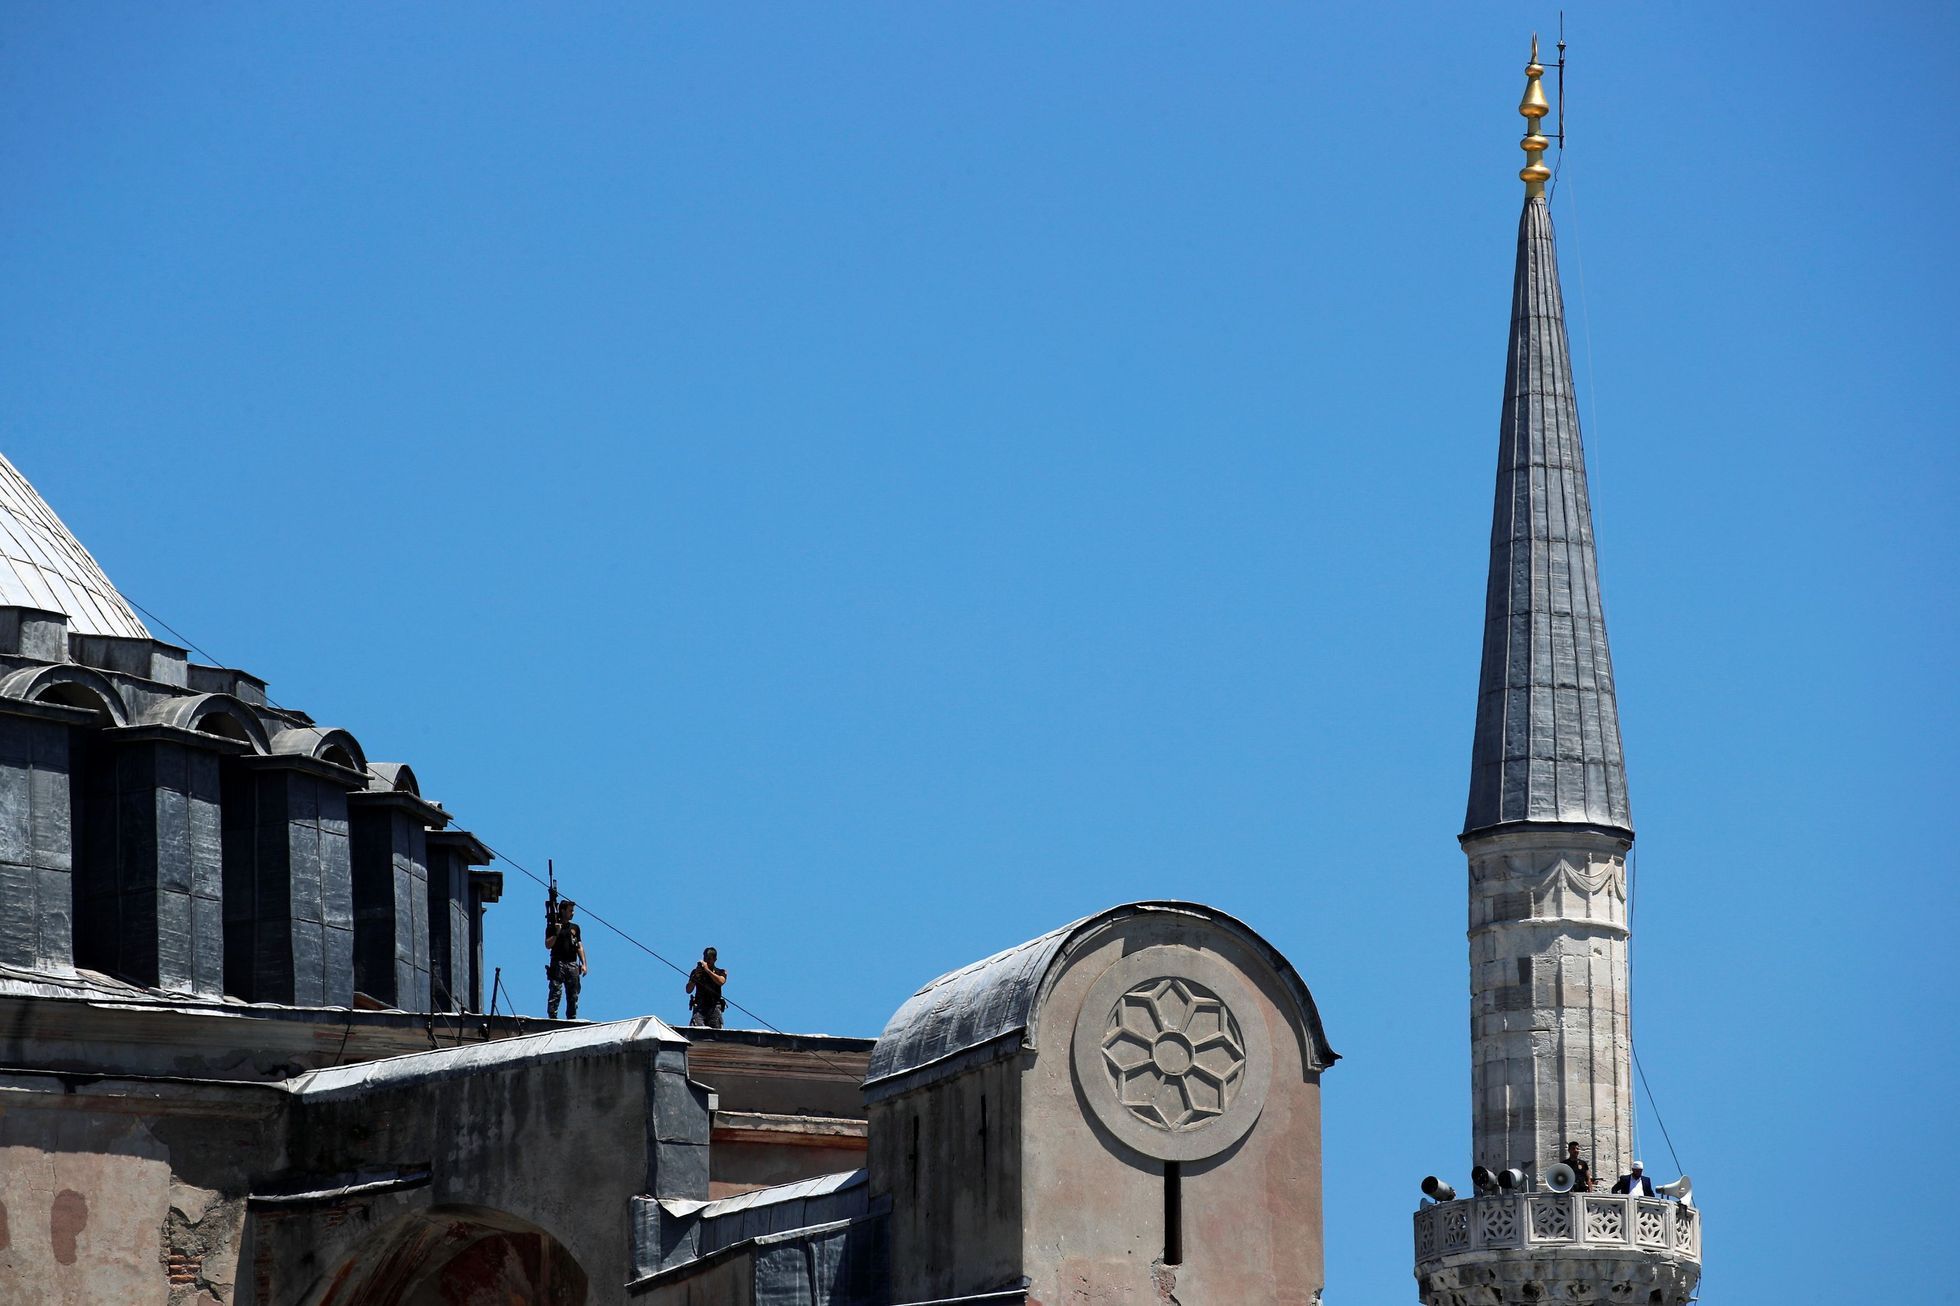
[1071,946,1272,1162]
[1101,978,1247,1129]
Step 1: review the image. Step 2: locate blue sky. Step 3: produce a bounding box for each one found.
[4,4,1954,1300]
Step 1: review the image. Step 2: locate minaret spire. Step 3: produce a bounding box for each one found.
[1464,42,1630,840]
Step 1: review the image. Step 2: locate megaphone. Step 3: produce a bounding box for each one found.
[1655,1175,1694,1207]
[1421,1176,1457,1203]
[1496,1167,1527,1191]
[1543,1162,1577,1193]
[1471,1165,1498,1194]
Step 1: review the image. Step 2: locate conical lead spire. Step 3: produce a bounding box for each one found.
[1463,189,1631,836]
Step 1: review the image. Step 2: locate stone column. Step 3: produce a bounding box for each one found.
[348,790,447,1010]
[0,701,89,974]
[221,756,358,1006]
[74,725,230,995]
[1463,826,1633,1184]
[426,830,490,1013]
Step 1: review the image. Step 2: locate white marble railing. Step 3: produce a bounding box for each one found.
[1413,1192,1700,1268]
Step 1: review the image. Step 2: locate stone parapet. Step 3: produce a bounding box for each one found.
[1413,1192,1700,1306]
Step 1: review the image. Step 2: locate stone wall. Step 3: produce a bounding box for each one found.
[261,1020,700,1304]
[1021,913,1326,1305]
[870,905,1331,1305]
[0,1076,280,1306]
[1464,826,1633,1182]
[0,1017,709,1306]
[870,1054,1024,1302]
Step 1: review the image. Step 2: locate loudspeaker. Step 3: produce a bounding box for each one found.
[1421,1176,1457,1203]
[1655,1175,1694,1207]
[1544,1162,1577,1193]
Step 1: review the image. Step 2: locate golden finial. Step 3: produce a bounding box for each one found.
[1518,35,1553,197]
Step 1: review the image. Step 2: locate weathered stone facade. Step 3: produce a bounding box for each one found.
[858,903,1336,1306]
[0,901,1334,1304]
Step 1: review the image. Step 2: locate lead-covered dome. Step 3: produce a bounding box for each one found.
[0,452,149,638]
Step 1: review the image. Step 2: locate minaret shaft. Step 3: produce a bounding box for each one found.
[1465,826,1632,1182]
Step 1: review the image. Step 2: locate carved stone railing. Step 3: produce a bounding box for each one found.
[1413,1193,1700,1306]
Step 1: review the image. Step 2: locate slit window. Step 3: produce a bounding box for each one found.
[1164,1160,1183,1264]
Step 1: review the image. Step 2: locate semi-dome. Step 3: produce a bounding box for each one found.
[0,452,149,639]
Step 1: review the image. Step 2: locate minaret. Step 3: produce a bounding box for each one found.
[1463,32,1634,1189]
[1412,40,1701,1306]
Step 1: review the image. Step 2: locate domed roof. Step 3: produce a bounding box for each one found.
[0,453,148,639]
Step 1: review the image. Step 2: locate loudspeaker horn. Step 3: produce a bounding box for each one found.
[1420,1176,1457,1203]
[1655,1175,1694,1207]
[1471,1165,1497,1193]
[1496,1167,1527,1191]
[1543,1162,1577,1193]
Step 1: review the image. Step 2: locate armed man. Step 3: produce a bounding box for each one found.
[686,947,728,1028]
[545,898,588,1019]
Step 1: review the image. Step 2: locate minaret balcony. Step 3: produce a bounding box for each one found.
[1413,1193,1701,1306]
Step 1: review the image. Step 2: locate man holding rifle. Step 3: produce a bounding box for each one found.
[545,897,588,1020]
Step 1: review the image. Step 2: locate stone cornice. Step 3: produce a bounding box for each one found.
[348,787,452,829]
[1460,821,1634,852]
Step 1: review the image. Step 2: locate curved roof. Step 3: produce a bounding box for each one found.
[864,901,1336,1101]
[0,453,148,639]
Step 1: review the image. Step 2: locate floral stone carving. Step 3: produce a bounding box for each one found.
[1100,978,1248,1131]
[1071,945,1272,1163]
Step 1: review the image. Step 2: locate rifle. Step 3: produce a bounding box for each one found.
[545,858,559,925]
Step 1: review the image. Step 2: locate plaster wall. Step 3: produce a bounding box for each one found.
[1020,916,1325,1305]
[682,1030,873,1120]
[708,1137,866,1198]
[870,1055,1023,1302]
[0,995,565,1083]
[0,1080,281,1306]
[271,1048,666,1301]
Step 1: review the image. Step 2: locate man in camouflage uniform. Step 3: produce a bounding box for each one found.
[545,899,588,1019]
